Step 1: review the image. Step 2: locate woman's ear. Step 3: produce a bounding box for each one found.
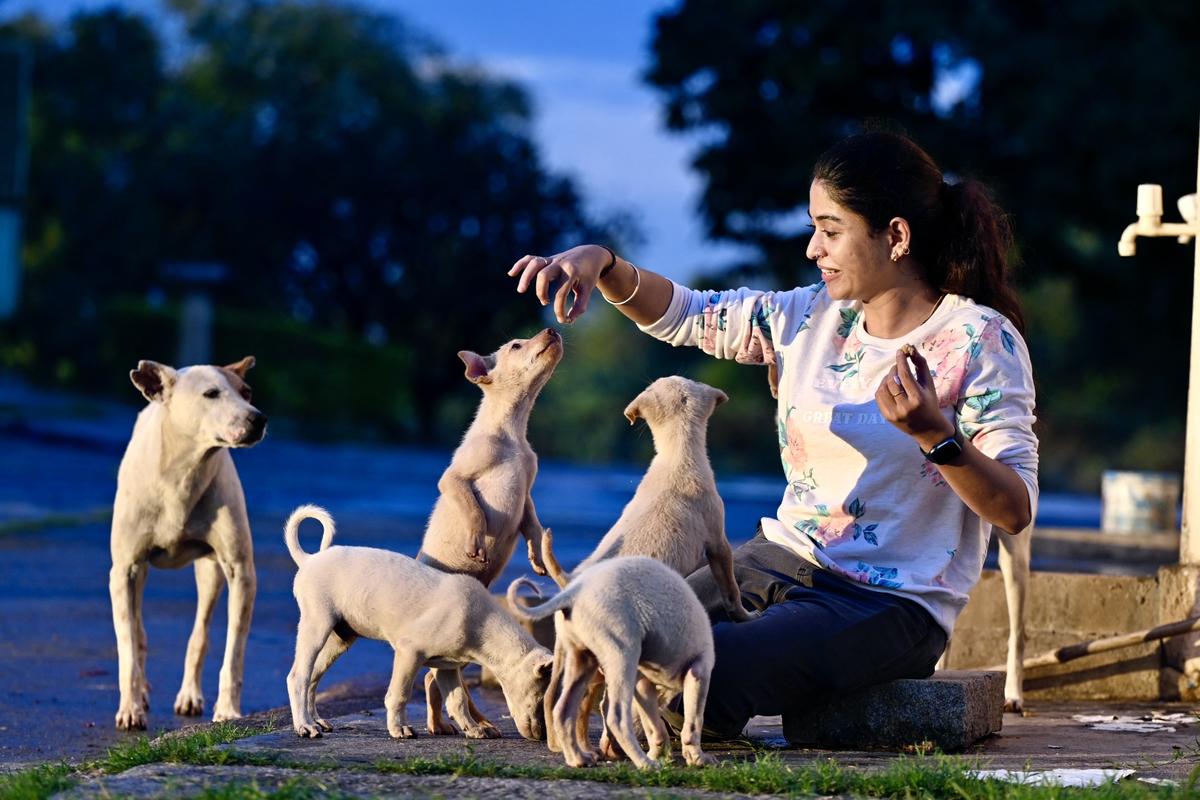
[887,217,913,262]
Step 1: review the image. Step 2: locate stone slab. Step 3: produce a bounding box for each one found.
[781,670,1004,752]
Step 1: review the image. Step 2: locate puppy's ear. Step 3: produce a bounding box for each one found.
[224,355,255,377]
[458,350,494,385]
[130,360,177,403]
[536,655,554,682]
[623,399,641,425]
[710,387,729,407]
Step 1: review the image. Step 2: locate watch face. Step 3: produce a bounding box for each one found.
[927,436,963,465]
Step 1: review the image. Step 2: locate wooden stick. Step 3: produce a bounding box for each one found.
[982,616,1200,672]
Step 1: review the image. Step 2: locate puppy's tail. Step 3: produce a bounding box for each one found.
[284,504,337,567]
[506,576,579,623]
[540,528,570,589]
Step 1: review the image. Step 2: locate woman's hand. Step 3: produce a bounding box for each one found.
[876,346,956,450]
[508,244,611,324]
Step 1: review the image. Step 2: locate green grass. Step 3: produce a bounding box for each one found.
[0,763,74,800]
[94,720,281,774]
[3,720,1197,800]
[369,751,1200,799]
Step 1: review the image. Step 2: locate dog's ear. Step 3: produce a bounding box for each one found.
[458,351,494,385]
[536,655,554,683]
[623,399,641,425]
[224,355,255,378]
[710,386,729,408]
[130,360,177,403]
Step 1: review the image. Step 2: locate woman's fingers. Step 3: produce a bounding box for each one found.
[896,349,922,396]
[565,281,594,324]
[908,347,934,388]
[553,278,576,323]
[534,263,563,305]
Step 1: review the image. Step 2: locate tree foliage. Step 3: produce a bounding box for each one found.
[646,0,1200,489]
[5,0,612,434]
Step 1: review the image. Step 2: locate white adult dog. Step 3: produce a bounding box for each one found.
[109,357,266,730]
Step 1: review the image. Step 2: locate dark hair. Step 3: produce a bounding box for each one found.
[811,132,1025,335]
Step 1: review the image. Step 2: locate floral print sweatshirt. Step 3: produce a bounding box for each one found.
[639,281,1039,635]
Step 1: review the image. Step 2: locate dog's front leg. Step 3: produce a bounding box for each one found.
[435,669,500,739]
[385,648,424,739]
[212,557,256,722]
[519,493,548,576]
[438,472,489,565]
[110,560,148,730]
[175,557,224,716]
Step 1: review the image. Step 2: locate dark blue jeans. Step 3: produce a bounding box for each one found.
[684,530,947,739]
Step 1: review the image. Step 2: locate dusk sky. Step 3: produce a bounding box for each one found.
[4,0,758,282]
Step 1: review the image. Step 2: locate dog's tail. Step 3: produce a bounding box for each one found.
[284,504,337,567]
[540,528,570,589]
[506,576,580,623]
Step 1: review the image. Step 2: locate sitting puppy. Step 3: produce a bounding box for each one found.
[416,327,562,735]
[508,557,716,769]
[110,357,266,730]
[540,376,754,754]
[285,505,553,742]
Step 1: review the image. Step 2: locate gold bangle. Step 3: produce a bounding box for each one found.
[605,262,641,306]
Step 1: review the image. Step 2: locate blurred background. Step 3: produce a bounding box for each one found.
[0,0,1197,486]
[1,0,1200,761]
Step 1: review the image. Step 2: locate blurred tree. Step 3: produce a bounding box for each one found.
[646,0,1200,490]
[3,1,618,436]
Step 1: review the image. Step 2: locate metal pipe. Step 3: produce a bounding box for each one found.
[983,616,1200,672]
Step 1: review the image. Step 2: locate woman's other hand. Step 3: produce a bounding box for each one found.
[876,346,955,450]
[508,244,611,324]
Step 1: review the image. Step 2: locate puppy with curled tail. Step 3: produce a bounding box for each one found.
[507,557,716,769]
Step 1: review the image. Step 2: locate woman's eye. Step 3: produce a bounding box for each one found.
[203,388,220,399]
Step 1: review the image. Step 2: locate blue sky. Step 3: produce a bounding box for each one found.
[4,0,758,282]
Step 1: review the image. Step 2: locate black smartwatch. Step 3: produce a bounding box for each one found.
[921,431,964,465]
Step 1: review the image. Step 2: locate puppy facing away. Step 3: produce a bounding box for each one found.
[109,357,267,730]
[285,505,553,742]
[539,376,754,755]
[508,557,716,769]
[542,376,752,622]
[416,327,562,734]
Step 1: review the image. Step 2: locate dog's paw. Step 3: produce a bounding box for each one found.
[464,724,502,739]
[598,734,624,761]
[294,723,323,738]
[211,702,243,723]
[1004,697,1025,714]
[389,725,418,739]
[173,688,204,716]
[427,718,460,736]
[565,749,597,768]
[684,749,717,767]
[114,704,147,731]
[315,717,333,732]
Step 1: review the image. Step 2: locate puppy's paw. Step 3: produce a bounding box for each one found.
[115,704,147,731]
[729,606,763,623]
[389,724,418,739]
[684,749,716,767]
[464,724,502,739]
[1004,697,1024,714]
[565,750,596,768]
[173,687,204,716]
[316,717,333,732]
[427,718,460,736]
[211,702,243,723]
[294,722,324,738]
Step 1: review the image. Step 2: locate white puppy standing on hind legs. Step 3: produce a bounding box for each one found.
[109,356,266,730]
[508,557,717,770]
[284,505,554,742]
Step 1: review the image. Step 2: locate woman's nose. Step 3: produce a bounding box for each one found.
[806,236,823,261]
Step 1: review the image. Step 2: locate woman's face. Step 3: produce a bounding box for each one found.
[805,180,895,302]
